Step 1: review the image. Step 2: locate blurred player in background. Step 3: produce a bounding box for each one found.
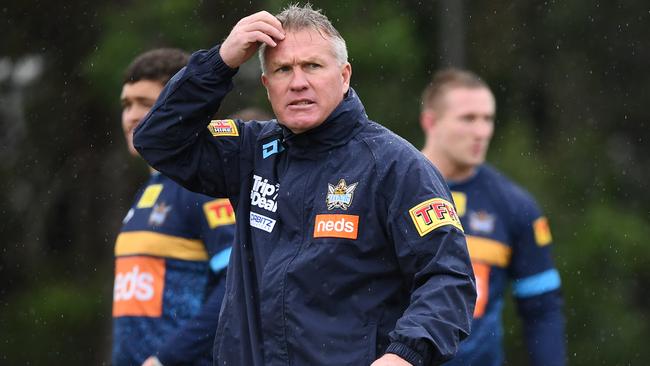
[420,68,566,366]
[113,48,235,366]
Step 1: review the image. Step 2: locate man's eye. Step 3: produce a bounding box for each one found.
[276,66,290,73]
[307,63,321,69]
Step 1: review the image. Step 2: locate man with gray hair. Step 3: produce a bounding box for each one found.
[134,5,476,366]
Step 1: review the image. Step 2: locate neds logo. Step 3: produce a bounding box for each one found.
[114,265,154,301]
[112,257,164,317]
[314,214,359,239]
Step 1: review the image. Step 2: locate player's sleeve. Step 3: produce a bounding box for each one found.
[509,197,566,366]
[155,274,227,365]
[382,152,476,365]
[155,196,236,365]
[133,45,244,198]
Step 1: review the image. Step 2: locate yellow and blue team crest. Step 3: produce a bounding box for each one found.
[469,211,496,234]
[326,179,358,210]
[208,119,239,137]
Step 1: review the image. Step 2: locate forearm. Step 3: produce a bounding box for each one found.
[519,291,566,366]
[156,276,226,365]
[389,232,476,365]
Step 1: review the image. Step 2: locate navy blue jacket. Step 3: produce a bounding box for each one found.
[134,45,476,366]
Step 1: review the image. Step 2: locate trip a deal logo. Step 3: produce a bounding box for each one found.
[409,197,464,237]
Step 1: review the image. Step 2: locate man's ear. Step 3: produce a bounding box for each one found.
[420,109,436,133]
[261,74,270,100]
[341,63,352,93]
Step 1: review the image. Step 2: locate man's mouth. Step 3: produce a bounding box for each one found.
[289,99,315,106]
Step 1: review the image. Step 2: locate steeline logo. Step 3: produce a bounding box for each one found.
[326,179,358,210]
[250,211,276,233]
[262,139,284,159]
[250,174,279,212]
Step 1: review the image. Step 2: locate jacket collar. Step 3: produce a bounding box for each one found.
[280,88,367,156]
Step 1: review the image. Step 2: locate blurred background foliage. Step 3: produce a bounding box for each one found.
[1,0,648,364]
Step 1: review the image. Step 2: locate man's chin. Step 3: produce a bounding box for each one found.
[280,118,322,134]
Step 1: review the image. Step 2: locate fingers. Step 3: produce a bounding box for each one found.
[220,11,285,68]
[241,20,285,45]
[239,11,283,36]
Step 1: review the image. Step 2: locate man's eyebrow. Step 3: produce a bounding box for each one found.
[120,96,156,105]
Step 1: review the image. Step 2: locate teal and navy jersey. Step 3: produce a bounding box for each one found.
[112,172,235,366]
[443,164,565,366]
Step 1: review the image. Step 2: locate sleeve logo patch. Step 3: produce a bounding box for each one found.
[203,199,236,228]
[136,184,163,208]
[533,217,552,246]
[409,197,464,236]
[208,119,239,137]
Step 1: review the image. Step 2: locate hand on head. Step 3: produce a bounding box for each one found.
[220,11,285,68]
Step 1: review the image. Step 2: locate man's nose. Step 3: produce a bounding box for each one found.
[289,69,309,91]
[476,119,494,139]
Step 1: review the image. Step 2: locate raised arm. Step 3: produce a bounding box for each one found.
[133,11,285,197]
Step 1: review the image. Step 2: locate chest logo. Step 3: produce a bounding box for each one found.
[326,179,358,210]
[262,139,284,159]
[136,184,163,209]
[148,202,171,226]
[113,256,165,317]
[468,211,496,234]
[251,174,279,213]
[314,214,359,239]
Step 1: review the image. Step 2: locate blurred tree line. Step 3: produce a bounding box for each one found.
[1,0,648,364]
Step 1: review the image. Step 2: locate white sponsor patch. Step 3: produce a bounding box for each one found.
[250,174,279,213]
[250,211,276,233]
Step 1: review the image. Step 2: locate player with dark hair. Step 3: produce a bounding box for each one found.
[114,48,235,366]
[420,68,566,366]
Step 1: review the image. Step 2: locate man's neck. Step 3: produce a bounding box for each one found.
[421,148,476,182]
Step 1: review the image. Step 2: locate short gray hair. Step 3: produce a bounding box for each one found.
[259,3,348,74]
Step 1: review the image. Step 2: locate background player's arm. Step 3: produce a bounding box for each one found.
[154,198,236,365]
[511,209,566,366]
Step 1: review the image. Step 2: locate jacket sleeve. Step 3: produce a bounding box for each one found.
[509,197,566,366]
[382,152,476,365]
[133,44,242,198]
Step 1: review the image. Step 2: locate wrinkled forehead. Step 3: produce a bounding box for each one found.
[265,29,335,60]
